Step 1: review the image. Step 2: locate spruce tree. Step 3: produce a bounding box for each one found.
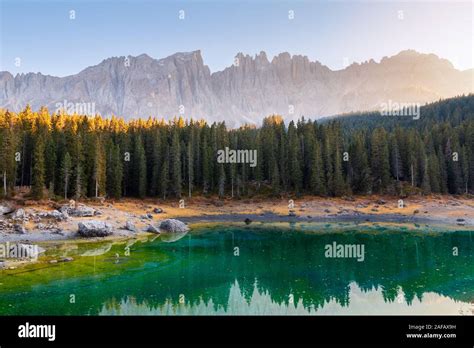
[350,133,371,194]
[171,129,182,197]
[288,121,302,194]
[133,134,147,198]
[31,136,45,199]
[107,143,123,199]
[370,128,390,193]
[61,152,72,199]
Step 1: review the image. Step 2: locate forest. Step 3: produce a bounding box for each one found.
[0,95,473,200]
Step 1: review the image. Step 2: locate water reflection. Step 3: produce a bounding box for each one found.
[0,224,472,315]
[159,230,188,243]
[99,281,472,315]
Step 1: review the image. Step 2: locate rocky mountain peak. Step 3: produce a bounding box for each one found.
[0,50,472,127]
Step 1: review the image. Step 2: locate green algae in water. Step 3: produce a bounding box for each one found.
[0,223,472,315]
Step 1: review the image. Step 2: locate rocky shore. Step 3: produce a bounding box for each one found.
[0,195,472,245]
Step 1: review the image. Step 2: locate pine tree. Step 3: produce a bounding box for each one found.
[170,129,182,197]
[44,138,56,192]
[31,135,45,199]
[107,143,123,199]
[310,138,325,195]
[160,145,170,199]
[0,111,17,197]
[350,133,371,194]
[288,121,302,194]
[202,136,211,194]
[93,137,106,198]
[133,134,147,198]
[187,138,194,198]
[60,152,72,199]
[428,153,441,193]
[421,156,431,194]
[150,133,162,196]
[390,133,402,181]
[370,128,391,193]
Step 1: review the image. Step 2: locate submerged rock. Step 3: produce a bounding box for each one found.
[78,221,113,237]
[59,257,74,262]
[158,219,189,233]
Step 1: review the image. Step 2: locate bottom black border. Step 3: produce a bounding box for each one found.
[0,315,472,346]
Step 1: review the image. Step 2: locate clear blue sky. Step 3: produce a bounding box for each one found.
[1,0,472,76]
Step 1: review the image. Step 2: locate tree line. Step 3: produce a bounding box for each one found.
[0,95,473,200]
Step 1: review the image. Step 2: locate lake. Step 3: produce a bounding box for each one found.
[0,222,472,315]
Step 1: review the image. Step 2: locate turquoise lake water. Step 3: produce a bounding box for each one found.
[0,223,472,315]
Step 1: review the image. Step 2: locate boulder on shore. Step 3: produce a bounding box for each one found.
[0,203,15,215]
[146,224,160,234]
[39,210,69,221]
[11,208,27,220]
[78,221,113,237]
[72,205,95,217]
[62,204,95,217]
[125,220,136,232]
[158,219,189,233]
[14,224,27,234]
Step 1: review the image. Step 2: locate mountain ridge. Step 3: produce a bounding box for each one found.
[1,50,472,126]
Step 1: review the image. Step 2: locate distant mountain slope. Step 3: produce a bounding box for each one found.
[1,50,472,126]
[321,94,474,133]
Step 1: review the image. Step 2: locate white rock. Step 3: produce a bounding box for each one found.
[0,203,14,215]
[125,220,136,232]
[78,221,113,237]
[158,219,189,233]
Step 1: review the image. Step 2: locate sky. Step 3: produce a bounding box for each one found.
[1,0,473,77]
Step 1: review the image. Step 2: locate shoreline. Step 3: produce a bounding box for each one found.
[1,195,473,245]
[176,211,467,226]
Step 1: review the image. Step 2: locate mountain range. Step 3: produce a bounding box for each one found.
[1,49,472,126]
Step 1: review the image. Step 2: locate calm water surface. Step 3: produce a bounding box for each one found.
[0,223,472,315]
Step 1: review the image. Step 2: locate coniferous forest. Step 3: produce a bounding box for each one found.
[0,95,473,200]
